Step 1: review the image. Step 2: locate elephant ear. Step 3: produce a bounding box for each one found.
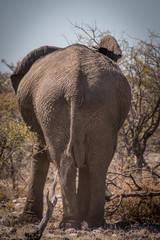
[93,35,122,62]
[10,46,61,93]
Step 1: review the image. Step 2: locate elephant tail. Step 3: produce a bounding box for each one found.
[66,98,77,158]
[66,97,86,168]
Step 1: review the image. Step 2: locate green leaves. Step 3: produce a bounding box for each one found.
[1,119,37,151]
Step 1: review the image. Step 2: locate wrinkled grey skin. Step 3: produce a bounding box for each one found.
[11,37,131,229]
[11,45,60,93]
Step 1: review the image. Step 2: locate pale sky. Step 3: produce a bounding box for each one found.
[0,0,160,72]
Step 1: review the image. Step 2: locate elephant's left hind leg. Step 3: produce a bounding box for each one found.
[19,147,50,223]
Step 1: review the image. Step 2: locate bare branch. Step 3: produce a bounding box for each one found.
[24,170,58,240]
[38,170,58,235]
[62,34,71,45]
[107,195,123,216]
[67,19,99,45]
[110,191,160,201]
[129,174,142,191]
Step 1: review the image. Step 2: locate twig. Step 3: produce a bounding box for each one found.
[129,174,142,191]
[67,19,99,44]
[106,169,142,191]
[110,191,160,201]
[4,150,14,162]
[62,34,71,45]
[106,176,122,189]
[107,195,123,216]
[153,162,160,170]
[24,170,58,240]
[106,191,160,215]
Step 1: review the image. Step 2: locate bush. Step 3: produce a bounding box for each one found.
[0,69,38,192]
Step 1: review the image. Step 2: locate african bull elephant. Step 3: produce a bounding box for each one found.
[11,35,131,229]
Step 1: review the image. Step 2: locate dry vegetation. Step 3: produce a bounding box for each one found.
[0,151,160,239]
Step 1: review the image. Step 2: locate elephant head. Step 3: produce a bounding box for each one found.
[11,45,60,93]
[93,35,122,62]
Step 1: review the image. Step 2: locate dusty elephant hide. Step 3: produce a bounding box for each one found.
[11,42,131,229]
[11,45,60,93]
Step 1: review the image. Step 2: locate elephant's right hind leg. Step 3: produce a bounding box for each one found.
[77,166,90,222]
[85,132,117,229]
[59,152,80,229]
[19,147,50,223]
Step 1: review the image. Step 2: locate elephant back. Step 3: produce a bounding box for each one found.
[10,45,60,93]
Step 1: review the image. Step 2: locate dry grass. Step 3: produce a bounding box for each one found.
[0,154,160,239]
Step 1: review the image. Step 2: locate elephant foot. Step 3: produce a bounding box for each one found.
[59,218,81,230]
[85,218,106,229]
[18,212,42,224]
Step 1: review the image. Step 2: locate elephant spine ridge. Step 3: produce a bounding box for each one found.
[11,46,60,93]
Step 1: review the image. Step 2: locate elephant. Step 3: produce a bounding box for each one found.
[10,35,131,229]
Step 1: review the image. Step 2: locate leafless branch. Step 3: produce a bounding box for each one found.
[106,191,160,215]
[128,174,142,191]
[110,191,160,201]
[24,170,58,240]
[67,19,99,45]
[62,34,71,45]
[107,195,123,216]
[144,163,160,178]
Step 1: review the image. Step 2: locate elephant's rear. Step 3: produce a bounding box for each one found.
[65,44,131,168]
[17,44,131,167]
